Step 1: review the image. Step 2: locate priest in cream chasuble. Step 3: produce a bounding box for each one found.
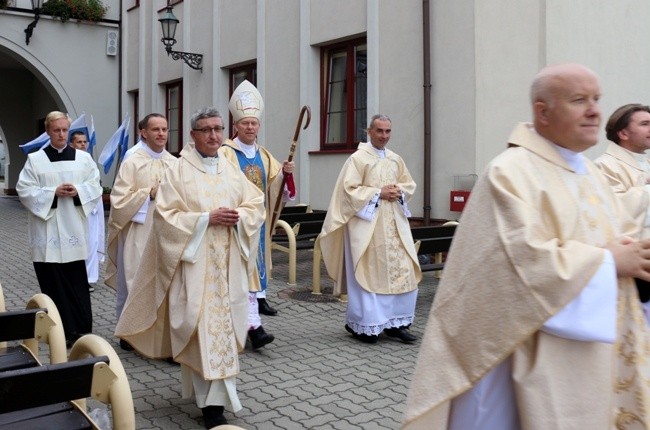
[404,123,650,429]
[115,141,264,413]
[105,114,176,320]
[405,64,650,430]
[320,114,422,343]
[595,103,650,311]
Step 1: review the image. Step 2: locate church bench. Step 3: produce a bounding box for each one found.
[412,223,457,273]
[0,335,135,430]
[0,293,67,372]
[312,222,458,295]
[275,210,327,226]
[278,204,311,215]
[0,309,50,372]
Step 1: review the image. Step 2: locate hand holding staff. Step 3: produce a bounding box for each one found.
[270,106,311,232]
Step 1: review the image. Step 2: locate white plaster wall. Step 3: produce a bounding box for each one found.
[184,0,214,112]
[157,0,183,84]
[429,0,476,220]
[262,0,301,181]
[474,0,540,173]
[309,0,366,45]
[125,6,139,91]
[544,0,650,161]
[219,0,257,67]
[376,1,424,218]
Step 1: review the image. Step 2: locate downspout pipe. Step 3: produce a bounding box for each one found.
[422,0,432,225]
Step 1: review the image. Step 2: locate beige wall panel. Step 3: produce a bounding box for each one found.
[157,2,183,84]
[429,0,477,219]
[309,154,350,212]
[309,0,366,45]
[544,0,650,160]
[474,0,540,172]
[262,1,301,163]
[185,0,214,111]
[126,8,140,91]
[220,0,257,67]
[376,1,425,218]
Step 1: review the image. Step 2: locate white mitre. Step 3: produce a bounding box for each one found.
[229,80,264,122]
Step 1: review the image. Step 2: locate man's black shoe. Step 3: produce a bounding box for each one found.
[384,327,417,343]
[257,298,278,316]
[345,324,379,344]
[119,339,135,351]
[165,357,180,366]
[248,326,275,349]
[201,405,227,429]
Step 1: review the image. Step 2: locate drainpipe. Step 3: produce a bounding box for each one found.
[422,0,432,225]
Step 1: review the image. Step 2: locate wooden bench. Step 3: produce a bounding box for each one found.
[0,293,67,371]
[271,210,327,285]
[412,223,457,273]
[0,285,135,429]
[312,222,458,296]
[0,334,135,430]
[277,204,311,215]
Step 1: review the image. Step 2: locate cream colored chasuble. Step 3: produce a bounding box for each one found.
[403,123,650,430]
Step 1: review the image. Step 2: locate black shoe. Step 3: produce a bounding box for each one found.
[165,357,180,366]
[66,333,86,348]
[257,298,278,316]
[120,339,135,351]
[384,327,417,343]
[248,326,275,349]
[89,284,95,292]
[201,405,227,428]
[345,324,379,344]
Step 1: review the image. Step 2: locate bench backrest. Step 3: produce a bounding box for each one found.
[280,205,311,214]
[279,211,327,226]
[0,309,47,342]
[410,225,456,240]
[0,355,109,414]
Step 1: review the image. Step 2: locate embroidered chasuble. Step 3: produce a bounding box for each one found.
[105,147,176,291]
[403,123,650,430]
[320,142,421,296]
[219,140,283,292]
[594,142,650,238]
[115,144,264,381]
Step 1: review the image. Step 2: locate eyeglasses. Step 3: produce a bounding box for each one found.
[193,126,224,134]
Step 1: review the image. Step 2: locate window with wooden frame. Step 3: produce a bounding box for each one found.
[320,38,367,151]
[228,64,257,138]
[165,81,183,156]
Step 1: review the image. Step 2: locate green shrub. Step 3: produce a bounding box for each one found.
[41,0,108,23]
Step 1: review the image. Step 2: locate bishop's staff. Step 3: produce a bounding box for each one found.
[270,105,311,232]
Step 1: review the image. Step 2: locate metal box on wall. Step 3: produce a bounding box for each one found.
[450,174,477,212]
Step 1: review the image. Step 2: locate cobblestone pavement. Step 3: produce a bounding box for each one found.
[0,195,438,430]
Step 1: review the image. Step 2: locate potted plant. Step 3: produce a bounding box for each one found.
[40,0,108,23]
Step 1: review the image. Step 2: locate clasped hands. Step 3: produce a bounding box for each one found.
[208,207,240,226]
[608,236,650,281]
[380,184,402,202]
[55,183,78,197]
